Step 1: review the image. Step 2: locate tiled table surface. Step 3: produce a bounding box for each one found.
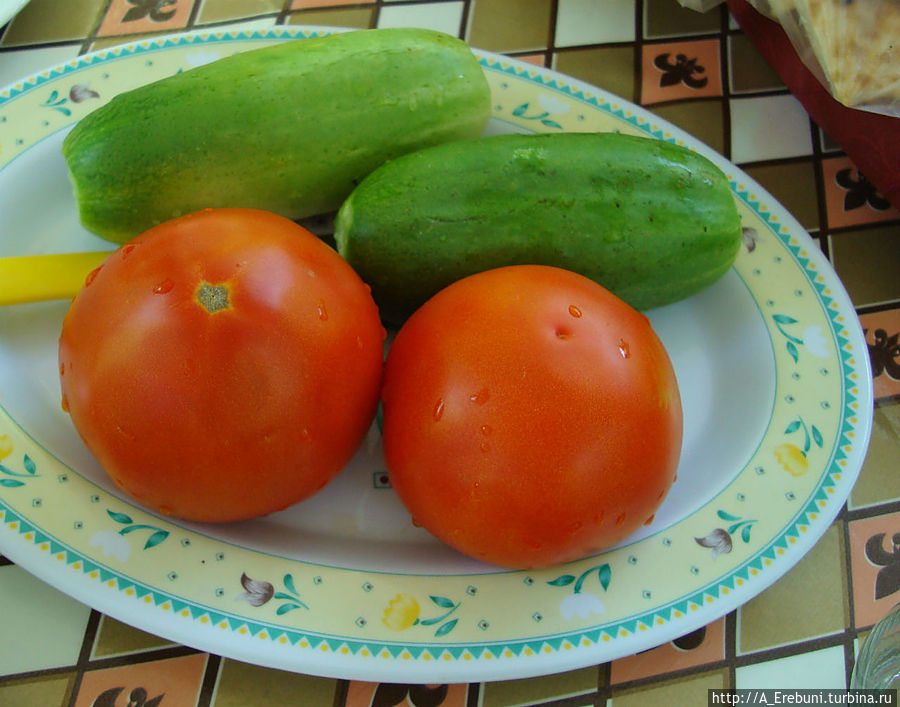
[0,0,898,705]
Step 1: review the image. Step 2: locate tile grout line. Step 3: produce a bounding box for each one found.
[65,608,102,707]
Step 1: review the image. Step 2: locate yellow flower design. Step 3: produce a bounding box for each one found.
[0,435,12,461]
[382,593,420,631]
[774,443,808,477]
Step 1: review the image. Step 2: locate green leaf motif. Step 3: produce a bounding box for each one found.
[283,573,298,596]
[547,574,577,587]
[741,524,752,543]
[812,425,824,448]
[786,340,799,363]
[597,563,611,592]
[784,420,802,434]
[773,314,798,324]
[435,618,458,637]
[107,510,133,525]
[23,455,36,475]
[542,118,563,129]
[0,479,24,488]
[144,529,169,550]
[512,102,529,117]
[430,595,455,609]
[717,510,741,521]
[276,603,302,615]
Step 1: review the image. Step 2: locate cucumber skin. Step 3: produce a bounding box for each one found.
[334,132,743,323]
[62,28,491,244]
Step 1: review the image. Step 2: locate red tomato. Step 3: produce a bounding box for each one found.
[59,208,385,522]
[381,265,682,569]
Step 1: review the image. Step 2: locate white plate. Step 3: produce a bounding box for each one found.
[0,27,874,682]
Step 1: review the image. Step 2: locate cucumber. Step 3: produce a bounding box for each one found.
[62,28,491,243]
[334,132,742,323]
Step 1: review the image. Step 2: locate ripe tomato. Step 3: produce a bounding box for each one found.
[59,208,385,522]
[381,265,682,569]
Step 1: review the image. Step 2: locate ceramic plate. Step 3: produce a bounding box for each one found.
[0,27,874,682]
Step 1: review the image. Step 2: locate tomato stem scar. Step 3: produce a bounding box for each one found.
[195,282,230,313]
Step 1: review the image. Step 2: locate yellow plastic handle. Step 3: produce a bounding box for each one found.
[0,251,113,306]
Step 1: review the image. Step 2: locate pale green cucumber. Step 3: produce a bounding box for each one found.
[62,28,491,243]
[335,132,743,323]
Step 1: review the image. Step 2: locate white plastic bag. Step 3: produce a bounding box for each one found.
[677,0,900,117]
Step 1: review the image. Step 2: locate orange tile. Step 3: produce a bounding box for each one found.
[848,512,900,629]
[344,682,468,706]
[96,0,194,38]
[641,38,722,105]
[514,52,548,66]
[860,308,900,402]
[72,652,208,707]
[611,618,725,684]
[822,156,900,229]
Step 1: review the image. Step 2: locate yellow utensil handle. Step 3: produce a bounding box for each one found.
[0,251,113,306]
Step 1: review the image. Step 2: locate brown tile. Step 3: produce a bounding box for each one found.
[738,524,846,653]
[822,156,900,229]
[742,161,821,232]
[96,0,195,38]
[554,45,637,103]
[644,0,722,38]
[197,0,283,24]
[0,674,76,707]
[849,401,900,509]
[829,224,900,307]
[346,683,469,706]
[214,659,339,706]
[73,653,208,707]
[848,510,900,629]
[729,33,784,93]
[467,0,552,53]
[286,7,375,29]
[481,666,600,706]
[92,615,174,658]
[646,99,726,155]
[611,669,728,704]
[0,0,107,46]
[611,618,725,684]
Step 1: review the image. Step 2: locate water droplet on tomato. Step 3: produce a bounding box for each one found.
[568,304,582,318]
[158,505,173,516]
[60,394,69,412]
[432,398,445,421]
[480,441,490,453]
[59,362,65,376]
[644,514,655,526]
[469,388,489,405]
[615,512,627,526]
[316,301,328,321]
[153,278,174,294]
[411,517,423,528]
[121,244,136,259]
[593,510,605,525]
[480,424,492,436]
[618,339,631,359]
[300,427,311,442]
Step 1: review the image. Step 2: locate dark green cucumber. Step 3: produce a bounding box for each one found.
[62,28,491,243]
[334,132,742,322]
